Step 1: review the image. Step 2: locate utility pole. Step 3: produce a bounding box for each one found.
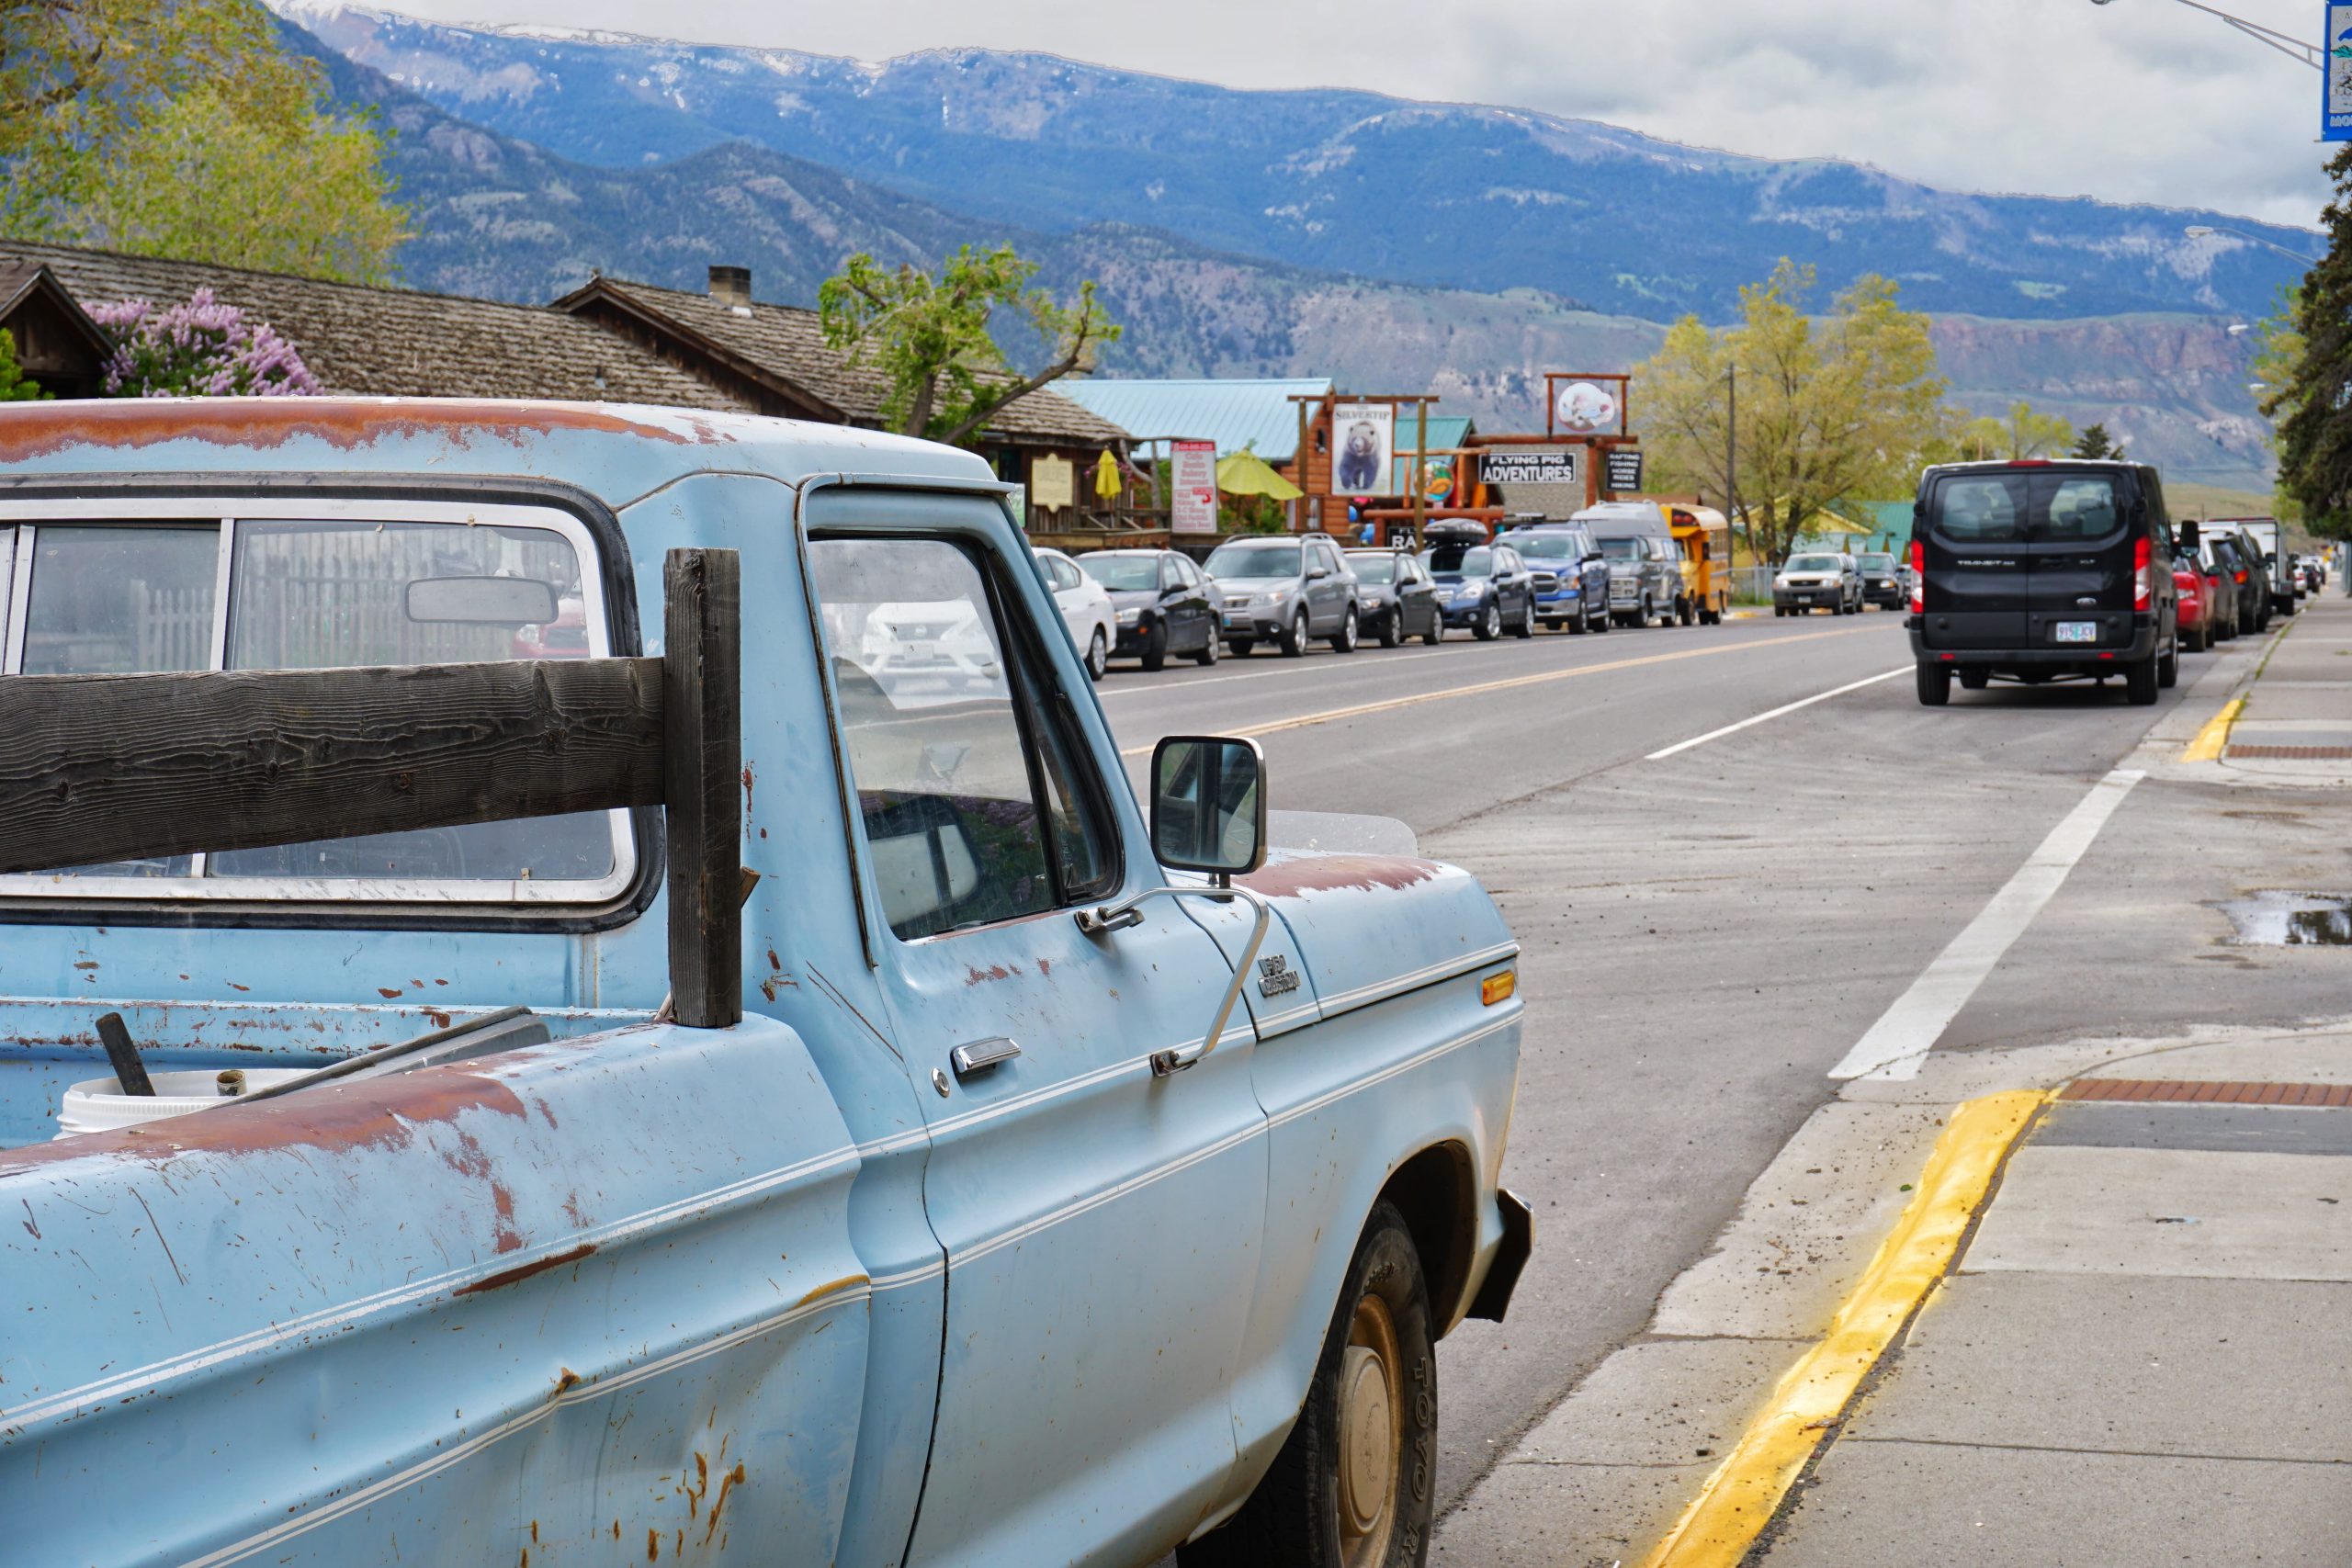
[1725,364,1742,571]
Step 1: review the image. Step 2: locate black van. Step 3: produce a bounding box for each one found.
[1908,459,2179,706]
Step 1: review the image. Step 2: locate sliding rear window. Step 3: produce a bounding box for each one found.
[0,501,633,906]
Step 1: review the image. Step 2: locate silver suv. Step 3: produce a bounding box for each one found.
[1207,534,1363,657]
[1774,551,1862,615]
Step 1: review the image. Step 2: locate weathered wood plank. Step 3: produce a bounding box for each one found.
[0,658,666,875]
[662,547,742,1029]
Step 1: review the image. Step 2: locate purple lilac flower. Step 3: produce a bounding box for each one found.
[88,289,322,399]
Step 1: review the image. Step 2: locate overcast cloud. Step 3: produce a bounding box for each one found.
[370,0,2333,230]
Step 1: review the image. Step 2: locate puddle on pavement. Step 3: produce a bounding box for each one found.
[2217,891,2352,946]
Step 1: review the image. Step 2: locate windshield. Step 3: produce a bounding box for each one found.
[1079,554,1160,592]
[1856,554,1894,571]
[1424,545,1494,579]
[1595,536,1645,561]
[1786,555,1844,571]
[1204,543,1300,580]
[1348,555,1396,585]
[1510,535,1579,559]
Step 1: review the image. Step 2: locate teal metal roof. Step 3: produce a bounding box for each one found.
[1054,378,1333,463]
[1389,415,1476,492]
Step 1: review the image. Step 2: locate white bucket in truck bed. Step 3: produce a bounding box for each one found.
[57,1069,311,1138]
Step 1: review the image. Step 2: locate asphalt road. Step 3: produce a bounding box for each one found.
[1092,603,2255,1526]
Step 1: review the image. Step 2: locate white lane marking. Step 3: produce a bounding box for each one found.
[1646,668,1908,760]
[1829,768,2145,1081]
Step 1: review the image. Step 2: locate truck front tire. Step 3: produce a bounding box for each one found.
[1179,1202,1436,1568]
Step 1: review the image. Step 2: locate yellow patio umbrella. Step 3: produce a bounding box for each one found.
[1092,448,1123,502]
[1216,450,1304,502]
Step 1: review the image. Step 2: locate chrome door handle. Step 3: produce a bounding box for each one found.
[950,1035,1022,1079]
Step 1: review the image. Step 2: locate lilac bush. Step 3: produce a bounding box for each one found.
[88,288,322,398]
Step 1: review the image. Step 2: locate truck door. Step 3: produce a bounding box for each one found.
[2020,470,2138,650]
[1918,470,2030,648]
[803,499,1272,1567]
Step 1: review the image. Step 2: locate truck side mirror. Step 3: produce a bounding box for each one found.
[2177,521,2200,552]
[1151,736,1268,879]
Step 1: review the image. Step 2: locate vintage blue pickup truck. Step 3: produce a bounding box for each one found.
[0,399,1527,1568]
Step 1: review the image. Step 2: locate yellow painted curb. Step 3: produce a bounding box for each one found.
[2181,696,2245,763]
[1635,1089,2048,1568]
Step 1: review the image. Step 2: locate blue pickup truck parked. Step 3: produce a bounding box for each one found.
[0,399,1529,1568]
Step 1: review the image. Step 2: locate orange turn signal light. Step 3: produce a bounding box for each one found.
[1482,970,1517,1007]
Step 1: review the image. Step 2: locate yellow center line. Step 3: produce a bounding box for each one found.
[1116,626,1884,757]
[2181,695,2245,763]
[1638,1089,2050,1568]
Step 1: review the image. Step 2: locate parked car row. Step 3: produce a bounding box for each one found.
[1042,514,1737,680]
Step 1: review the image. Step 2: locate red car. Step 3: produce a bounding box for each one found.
[2174,558,2215,652]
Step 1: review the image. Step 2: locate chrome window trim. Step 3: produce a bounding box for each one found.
[3,524,30,671]
[0,496,635,907]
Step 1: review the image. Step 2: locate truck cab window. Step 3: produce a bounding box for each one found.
[810,536,1115,942]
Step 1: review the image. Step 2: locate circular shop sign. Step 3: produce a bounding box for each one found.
[1555,381,1618,433]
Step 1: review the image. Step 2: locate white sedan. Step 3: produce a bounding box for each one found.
[1035,547,1116,681]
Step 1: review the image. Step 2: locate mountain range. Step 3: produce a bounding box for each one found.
[275,3,2301,491]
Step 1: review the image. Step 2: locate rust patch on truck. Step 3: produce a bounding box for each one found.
[454,1242,597,1297]
[1242,855,1444,898]
[0,398,725,464]
[0,1063,528,1175]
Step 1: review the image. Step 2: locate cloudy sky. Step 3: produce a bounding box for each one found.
[371,0,2331,230]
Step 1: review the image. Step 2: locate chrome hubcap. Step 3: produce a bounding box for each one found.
[1336,1295,1402,1565]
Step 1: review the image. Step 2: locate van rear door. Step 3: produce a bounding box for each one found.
[2021,469,2138,649]
[1919,470,2030,648]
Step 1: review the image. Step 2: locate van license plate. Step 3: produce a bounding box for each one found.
[2054,622,2097,644]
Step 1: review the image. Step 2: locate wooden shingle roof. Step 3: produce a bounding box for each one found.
[0,242,741,412]
[554,276,1130,446]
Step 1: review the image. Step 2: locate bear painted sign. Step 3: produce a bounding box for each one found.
[1329,402,1395,495]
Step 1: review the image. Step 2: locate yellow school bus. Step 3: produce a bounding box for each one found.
[1665,504,1732,625]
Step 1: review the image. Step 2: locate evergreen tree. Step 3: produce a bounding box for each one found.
[2072,423,2122,460]
[0,328,45,401]
[2278,146,2352,540]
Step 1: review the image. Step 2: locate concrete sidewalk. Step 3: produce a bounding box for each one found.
[1434,597,2352,1565]
[1757,1046,2352,1563]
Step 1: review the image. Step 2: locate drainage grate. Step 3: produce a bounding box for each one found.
[2226,744,2352,759]
[2064,1077,2352,1107]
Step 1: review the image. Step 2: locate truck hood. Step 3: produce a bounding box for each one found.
[1238,850,1516,1021]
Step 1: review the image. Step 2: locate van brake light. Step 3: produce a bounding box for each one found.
[2133,536,2153,612]
[1908,539,1925,614]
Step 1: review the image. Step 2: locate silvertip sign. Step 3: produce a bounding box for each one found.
[2331,4,2352,141]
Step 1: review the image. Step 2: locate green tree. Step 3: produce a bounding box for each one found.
[2275,146,2352,540]
[0,327,46,400]
[71,87,406,284]
[2252,284,2308,525]
[819,244,1119,446]
[2072,423,2123,460]
[1,0,405,284]
[1637,260,1947,562]
[1941,400,2075,463]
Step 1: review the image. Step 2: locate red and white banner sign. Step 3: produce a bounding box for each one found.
[1171,440,1219,534]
